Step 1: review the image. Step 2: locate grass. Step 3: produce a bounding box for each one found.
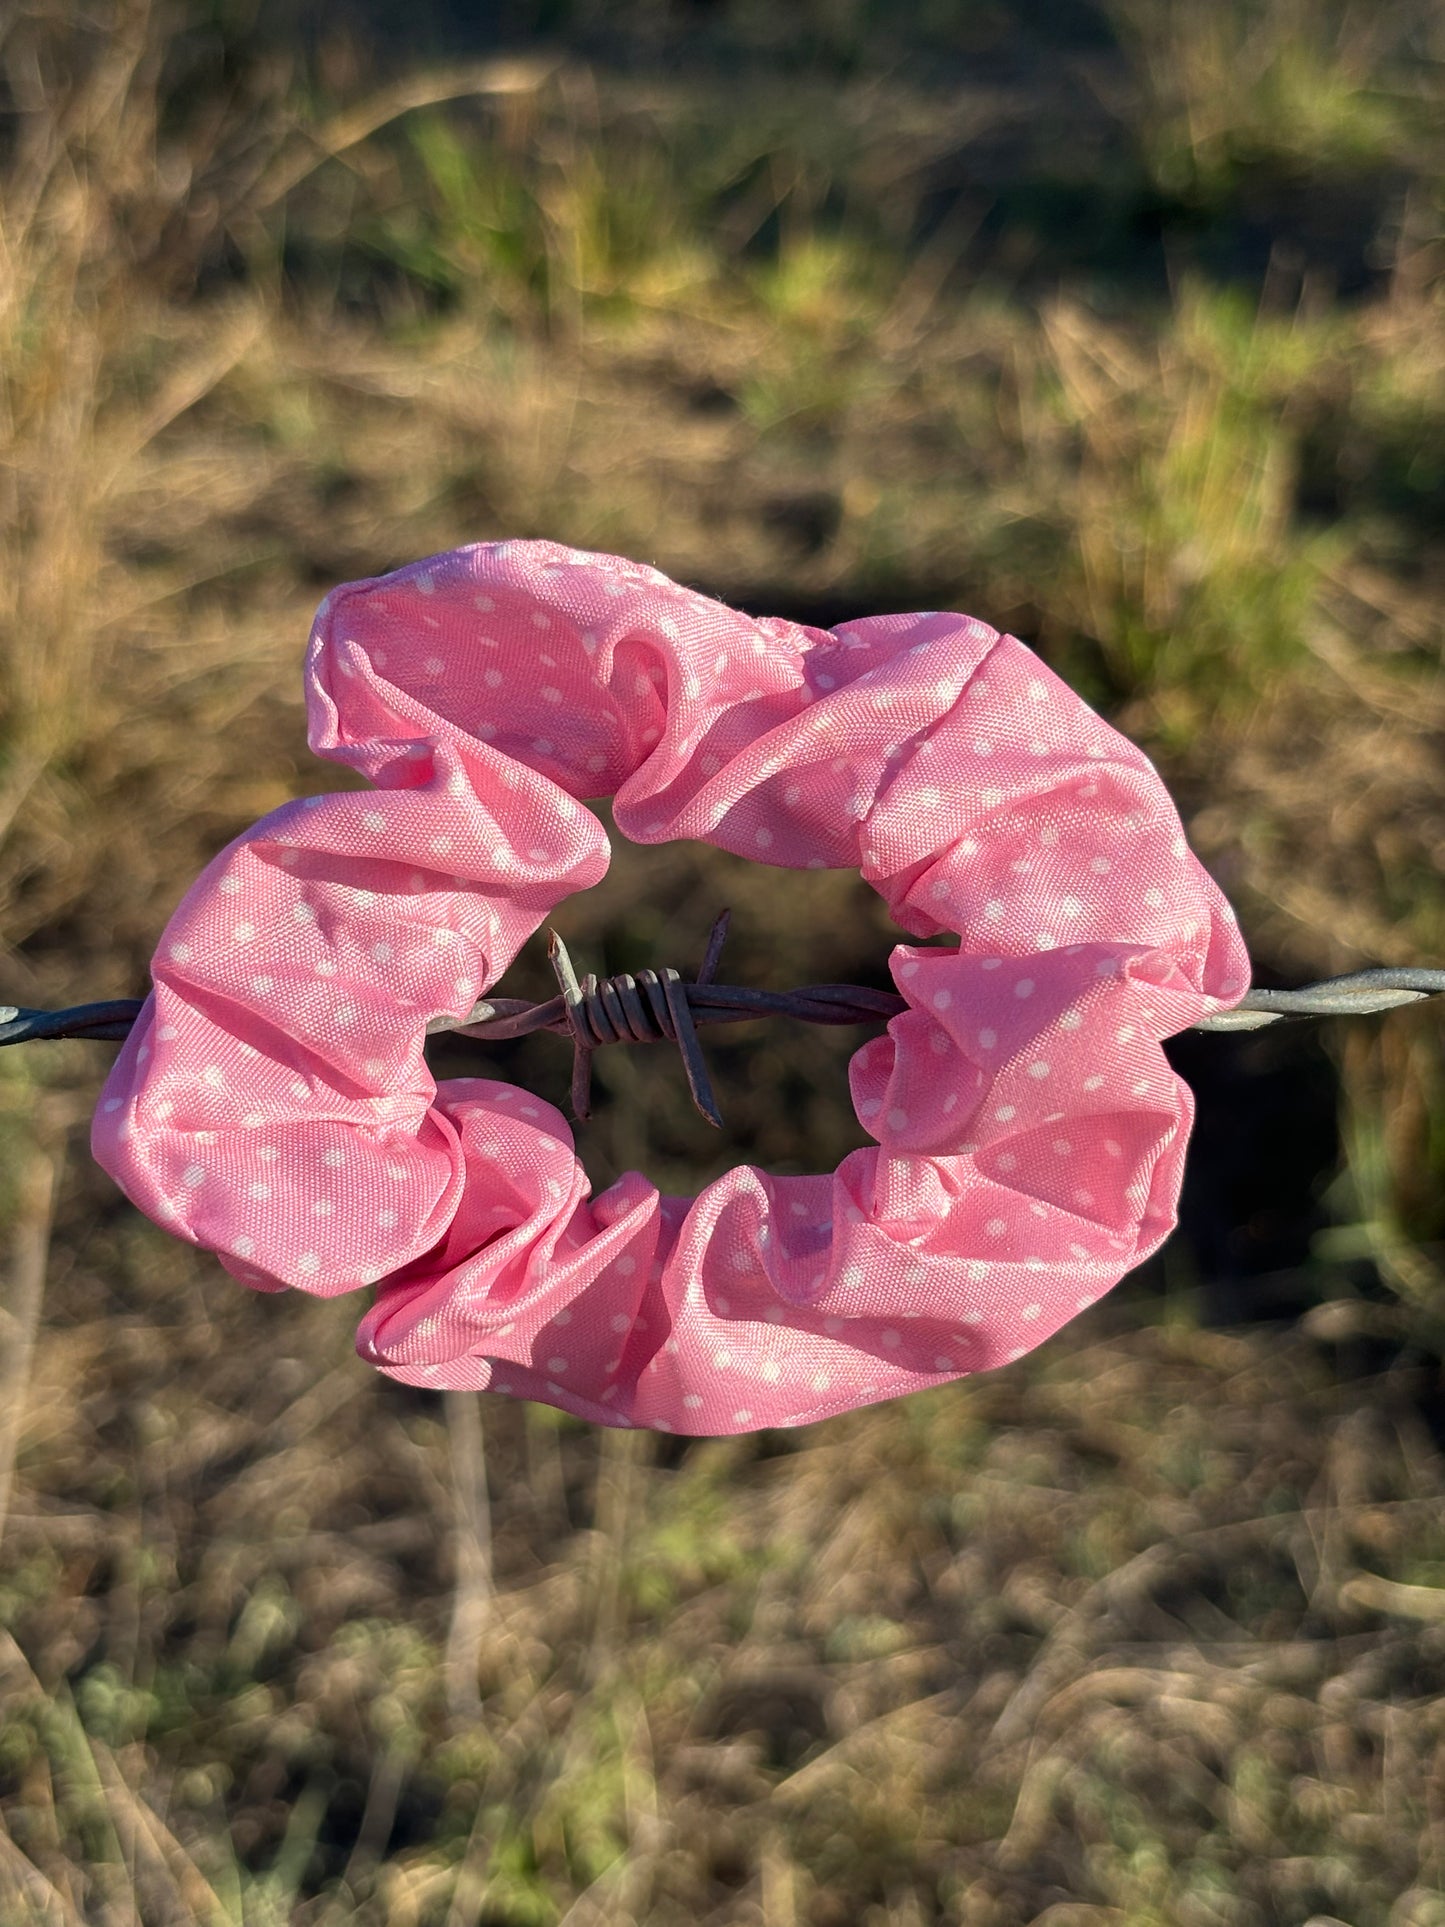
[1108,0,1433,200]
[2,0,1445,1918]
[1031,282,1350,733]
[9,1276,1445,1925]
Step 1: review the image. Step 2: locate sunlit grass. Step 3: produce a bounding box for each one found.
[1109,0,1432,200]
[1035,283,1349,731]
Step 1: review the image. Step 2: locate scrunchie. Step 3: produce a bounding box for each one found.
[91,540,1250,1433]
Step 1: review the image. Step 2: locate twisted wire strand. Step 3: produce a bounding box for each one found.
[1189,968,1445,1030]
[7,943,1445,1127]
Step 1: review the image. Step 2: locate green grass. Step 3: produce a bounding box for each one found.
[1110,0,1431,200]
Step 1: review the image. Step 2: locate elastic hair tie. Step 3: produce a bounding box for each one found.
[90,539,1250,1434]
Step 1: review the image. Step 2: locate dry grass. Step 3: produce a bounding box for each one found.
[3,0,1445,1919]
[8,1213,1445,1924]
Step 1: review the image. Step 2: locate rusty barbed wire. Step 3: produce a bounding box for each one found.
[4,912,1445,1127]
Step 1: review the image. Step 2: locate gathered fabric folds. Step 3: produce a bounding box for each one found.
[92,539,1251,1433]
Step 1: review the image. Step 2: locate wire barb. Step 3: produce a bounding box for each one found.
[544,913,730,1127]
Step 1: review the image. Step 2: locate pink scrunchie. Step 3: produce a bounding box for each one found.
[92,539,1249,1433]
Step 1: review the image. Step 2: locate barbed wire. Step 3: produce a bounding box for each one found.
[4,913,1445,1127]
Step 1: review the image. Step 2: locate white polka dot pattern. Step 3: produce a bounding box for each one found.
[90,540,1251,1433]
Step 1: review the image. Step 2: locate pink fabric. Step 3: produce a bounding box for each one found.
[91,540,1250,1433]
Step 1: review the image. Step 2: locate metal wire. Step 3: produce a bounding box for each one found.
[6,931,1445,1128]
[0,1001,143,1044]
[432,909,904,1127]
[1189,968,1445,1030]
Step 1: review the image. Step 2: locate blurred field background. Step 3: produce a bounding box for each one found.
[4,0,1445,1920]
